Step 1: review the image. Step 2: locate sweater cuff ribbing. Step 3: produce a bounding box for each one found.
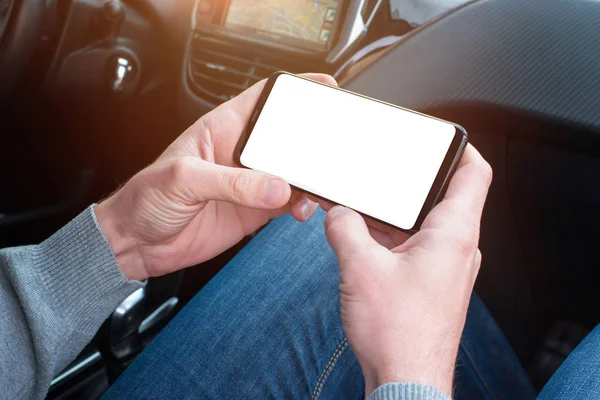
[367,383,453,400]
[31,205,144,334]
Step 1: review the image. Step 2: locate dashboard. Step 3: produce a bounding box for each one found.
[8,0,411,127]
[183,0,400,107]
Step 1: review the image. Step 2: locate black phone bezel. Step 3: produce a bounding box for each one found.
[234,72,469,233]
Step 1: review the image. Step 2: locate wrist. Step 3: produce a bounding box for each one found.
[94,199,147,281]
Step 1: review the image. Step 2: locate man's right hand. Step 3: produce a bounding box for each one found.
[324,145,493,397]
[94,74,336,281]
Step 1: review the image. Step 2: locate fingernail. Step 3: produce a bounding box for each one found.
[262,179,288,206]
[301,201,311,221]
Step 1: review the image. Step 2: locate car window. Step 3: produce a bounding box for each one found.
[389,0,469,26]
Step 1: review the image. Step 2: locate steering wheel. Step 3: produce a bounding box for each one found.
[0,0,45,105]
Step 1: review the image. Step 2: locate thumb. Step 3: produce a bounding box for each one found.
[325,206,380,261]
[170,157,291,209]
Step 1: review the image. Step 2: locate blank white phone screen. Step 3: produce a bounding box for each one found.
[240,74,457,230]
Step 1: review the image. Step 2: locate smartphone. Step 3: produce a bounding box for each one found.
[235,72,468,232]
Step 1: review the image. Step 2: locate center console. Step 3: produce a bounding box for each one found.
[185,0,372,104]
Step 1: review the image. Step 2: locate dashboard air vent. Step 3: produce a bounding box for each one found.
[188,34,300,104]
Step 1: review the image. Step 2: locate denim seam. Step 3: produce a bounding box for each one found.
[459,341,498,399]
[311,337,349,400]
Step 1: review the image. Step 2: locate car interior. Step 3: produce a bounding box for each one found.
[1,0,599,398]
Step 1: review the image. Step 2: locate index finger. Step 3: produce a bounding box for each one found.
[421,144,493,232]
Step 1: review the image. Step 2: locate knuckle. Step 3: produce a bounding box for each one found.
[454,231,479,258]
[457,239,474,257]
[475,158,493,186]
[473,249,483,270]
[325,208,353,235]
[482,160,493,184]
[422,212,451,230]
[229,171,253,202]
[169,158,195,182]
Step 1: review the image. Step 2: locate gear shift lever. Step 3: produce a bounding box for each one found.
[111,56,134,93]
[98,288,147,381]
[98,273,183,382]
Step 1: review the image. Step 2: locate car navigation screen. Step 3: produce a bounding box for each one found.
[224,0,341,51]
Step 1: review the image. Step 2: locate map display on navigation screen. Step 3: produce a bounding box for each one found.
[224,0,341,51]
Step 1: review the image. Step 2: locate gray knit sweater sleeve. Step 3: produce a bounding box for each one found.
[0,206,143,400]
[368,383,453,400]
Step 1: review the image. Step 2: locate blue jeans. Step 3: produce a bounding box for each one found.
[104,209,599,399]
